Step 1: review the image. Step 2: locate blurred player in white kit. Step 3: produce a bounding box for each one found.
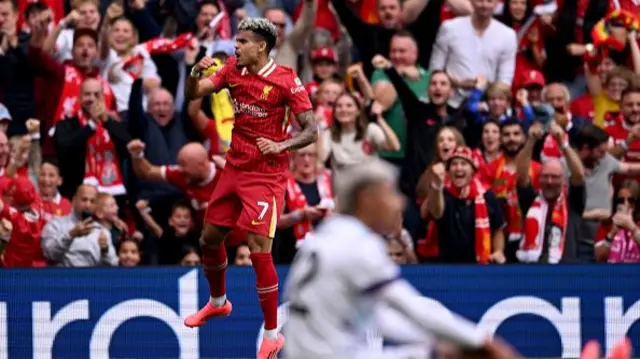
[283,160,519,359]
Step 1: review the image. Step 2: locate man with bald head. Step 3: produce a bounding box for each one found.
[54,78,131,199]
[41,184,119,267]
[128,139,223,216]
[514,121,587,263]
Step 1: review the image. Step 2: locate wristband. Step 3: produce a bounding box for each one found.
[293,209,304,221]
[135,151,144,159]
[431,182,444,191]
[59,19,68,28]
[561,141,570,150]
[30,132,41,140]
[190,67,201,78]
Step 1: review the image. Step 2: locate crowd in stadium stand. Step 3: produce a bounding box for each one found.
[1,0,640,268]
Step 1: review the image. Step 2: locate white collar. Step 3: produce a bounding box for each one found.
[240,58,276,78]
[198,163,216,187]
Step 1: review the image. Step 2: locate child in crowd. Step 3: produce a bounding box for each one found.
[137,199,199,265]
[118,238,141,267]
[179,245,201,266]
[468,79,534,128]
[234,242,252,266]
[305,47,340,100]
[95,193,129,246]
[38,160,71,221]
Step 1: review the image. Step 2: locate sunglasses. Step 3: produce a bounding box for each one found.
[616,196,636,205]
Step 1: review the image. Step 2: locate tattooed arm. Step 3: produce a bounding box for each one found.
[281,110,318,150]
[256,110,318,155]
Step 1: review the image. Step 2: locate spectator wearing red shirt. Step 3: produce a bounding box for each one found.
[305,47,339,102]
[570,57,616,121]
[498,0,546,76]
[607,88,640,184]
[38,159,71,222]
[0,176,46,268]
[17,0,63,32]
[514,69,545,104]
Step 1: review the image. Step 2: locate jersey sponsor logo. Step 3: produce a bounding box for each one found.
[261,85,273,100]
[229,83,239,88]
[233,102,268,118]
[294,77,302,86]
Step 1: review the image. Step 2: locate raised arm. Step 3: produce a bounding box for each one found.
[126,139,165,182]
[549,121,585,185]
[186,56,229,100]
[286,0,317,50]
[427,163,446,219]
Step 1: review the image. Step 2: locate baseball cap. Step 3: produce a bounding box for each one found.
[310,47,338,63]
[0,103,11,122]
[73,28,99,46]
[8,177,37,208]
[520,70,546,88]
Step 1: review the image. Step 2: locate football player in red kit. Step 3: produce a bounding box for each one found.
[185,18,316,358]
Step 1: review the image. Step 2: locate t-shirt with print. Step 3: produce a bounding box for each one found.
[101,46,160,111]
[321,122,387,189]
[370,67,430,159]
[584,153,621,213]
[593,91,619,128]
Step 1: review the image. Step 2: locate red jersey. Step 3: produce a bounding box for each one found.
[207,57,313,173]
[202,120,221,157]
[41,193,72,222]
[571,94,595,121]
[480,155,542,199]
[161,163,219,216]
[0,201,46,268]
[605,113,640,183]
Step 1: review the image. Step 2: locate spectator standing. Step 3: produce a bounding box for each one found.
[268,0,316,71]
[0,0,48,136]
[277,144,334,262]
[575,124,640,258]
[479,119,541,260]
[54,78,131,202]
[101,16,161,112]
[607,88,640,183]
[43,0,101,62]
[38,159,72,222]
[516,121,586,263]
[426,146,506,264]
[595,180,640,263]
[472,120,501,168]
[127,79,190,226]
[319,93,400,185]
[41,184,119,267]
[371,32,430,165]
[430,0,517,107]
[586,65,636,128]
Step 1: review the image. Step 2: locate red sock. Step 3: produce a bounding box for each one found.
[251,252,278,330]
[202,245,227,299]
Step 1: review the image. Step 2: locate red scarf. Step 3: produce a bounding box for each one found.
[77,111,125,196]
[53,65,115,125]
[541,131,569,163]
[519,191,568,263]
[286,170,334,241]
[445,178,492,263]
[122,33,194,79]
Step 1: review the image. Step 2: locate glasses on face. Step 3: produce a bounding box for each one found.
[272,22,286,29]
[616,196,636,205]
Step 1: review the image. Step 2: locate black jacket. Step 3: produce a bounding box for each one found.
[54,116,132,199]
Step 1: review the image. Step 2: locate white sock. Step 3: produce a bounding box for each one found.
[263,328,278,340]
[210,295,226,307]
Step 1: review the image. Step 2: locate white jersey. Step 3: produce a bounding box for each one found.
[283,215,403,359]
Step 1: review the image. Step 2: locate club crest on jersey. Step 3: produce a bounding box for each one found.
[261,85,273,100]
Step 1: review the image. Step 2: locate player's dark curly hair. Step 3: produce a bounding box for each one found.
[238,18,278,53]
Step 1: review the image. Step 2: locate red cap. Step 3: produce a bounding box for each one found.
[447,146,477,171]
[8,177,37,208]
[520,70,546,88]
[310,47,338,63]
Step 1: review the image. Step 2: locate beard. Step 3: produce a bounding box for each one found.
[501,142,524,158]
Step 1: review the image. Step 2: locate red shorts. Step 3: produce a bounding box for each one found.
[205,164,286,238]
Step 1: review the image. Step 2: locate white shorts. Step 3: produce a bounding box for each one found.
[351,345,430,359]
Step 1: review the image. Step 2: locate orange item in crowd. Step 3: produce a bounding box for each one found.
[592,9,640,51]
[17,0,64,31]
[357,0,380,24]
[292,0,340,42]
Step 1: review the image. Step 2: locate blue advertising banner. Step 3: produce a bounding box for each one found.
[0,266,639,359]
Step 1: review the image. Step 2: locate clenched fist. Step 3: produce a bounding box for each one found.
[193,56,217,74]
[371,54,391,69]
[127,139,146,157]
[26,119,40,134]
[431,162,446,188]
[528,122,545,141]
